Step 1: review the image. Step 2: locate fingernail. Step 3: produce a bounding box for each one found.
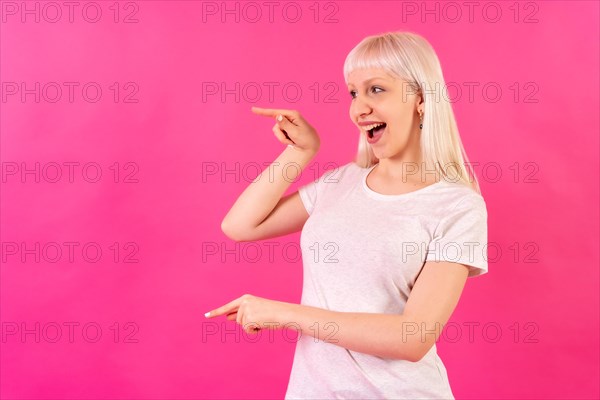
[204,312,211,318]
[287,144,295,148]
[277,115,283,122]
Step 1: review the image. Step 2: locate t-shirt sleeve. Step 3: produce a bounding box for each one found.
[298,178,318,215]
[297,166,340,216]
[426,194,489,277]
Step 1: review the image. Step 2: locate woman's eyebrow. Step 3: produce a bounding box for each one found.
[347,77,388,88]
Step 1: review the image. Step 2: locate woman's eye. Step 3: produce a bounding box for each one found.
[349,87,383,99]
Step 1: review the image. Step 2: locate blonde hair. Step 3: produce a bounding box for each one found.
[343,31,482,195]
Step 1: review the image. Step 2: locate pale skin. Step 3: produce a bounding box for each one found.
[209,68,470,362]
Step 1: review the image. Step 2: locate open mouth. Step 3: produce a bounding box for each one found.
[367,123,387,138]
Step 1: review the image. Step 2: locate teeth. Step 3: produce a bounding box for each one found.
[362,122,385,132]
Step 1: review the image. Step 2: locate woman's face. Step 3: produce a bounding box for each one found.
[347,67,423,161]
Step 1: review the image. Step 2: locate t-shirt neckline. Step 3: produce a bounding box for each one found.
[361,163,445,200]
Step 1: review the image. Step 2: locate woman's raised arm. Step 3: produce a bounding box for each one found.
[220,107,320,242]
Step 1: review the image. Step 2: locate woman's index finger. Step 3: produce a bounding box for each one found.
[251,107,300,123]
[205,297,243,318]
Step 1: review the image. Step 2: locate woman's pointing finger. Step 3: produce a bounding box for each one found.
[251,107,300,124]
[204,297,243,318]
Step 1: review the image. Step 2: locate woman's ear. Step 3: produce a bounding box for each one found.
[417,90,425,110]
[416,102,424,115]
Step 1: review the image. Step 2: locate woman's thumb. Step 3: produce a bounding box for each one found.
[276,114,289,126]
[276,115,295,141]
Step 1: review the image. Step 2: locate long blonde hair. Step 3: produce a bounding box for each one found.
[343,31,482,195]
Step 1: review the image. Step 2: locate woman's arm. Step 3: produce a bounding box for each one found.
[221,145,316,240]
[281,260,470,362]
[221,108,320,241]
[205,260,470,361]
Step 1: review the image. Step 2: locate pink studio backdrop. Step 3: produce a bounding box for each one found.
[1,1,598,399]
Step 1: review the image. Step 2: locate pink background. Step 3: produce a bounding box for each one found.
[1,1,599,399]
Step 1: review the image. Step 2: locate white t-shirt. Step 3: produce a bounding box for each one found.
[284,161,488,400]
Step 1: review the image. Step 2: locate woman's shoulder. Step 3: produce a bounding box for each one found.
[435,178,487,213]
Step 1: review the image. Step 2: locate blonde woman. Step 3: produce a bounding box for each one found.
[206,31,488,399]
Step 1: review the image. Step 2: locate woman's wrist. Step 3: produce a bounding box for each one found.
[277,301,303,330]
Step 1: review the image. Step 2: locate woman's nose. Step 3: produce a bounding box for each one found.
[351,96,372,119]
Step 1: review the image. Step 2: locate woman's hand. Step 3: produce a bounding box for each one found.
[251,107,321,156]
[204,294,294,334]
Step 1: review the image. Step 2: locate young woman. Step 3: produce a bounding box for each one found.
[206,31,488,399]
